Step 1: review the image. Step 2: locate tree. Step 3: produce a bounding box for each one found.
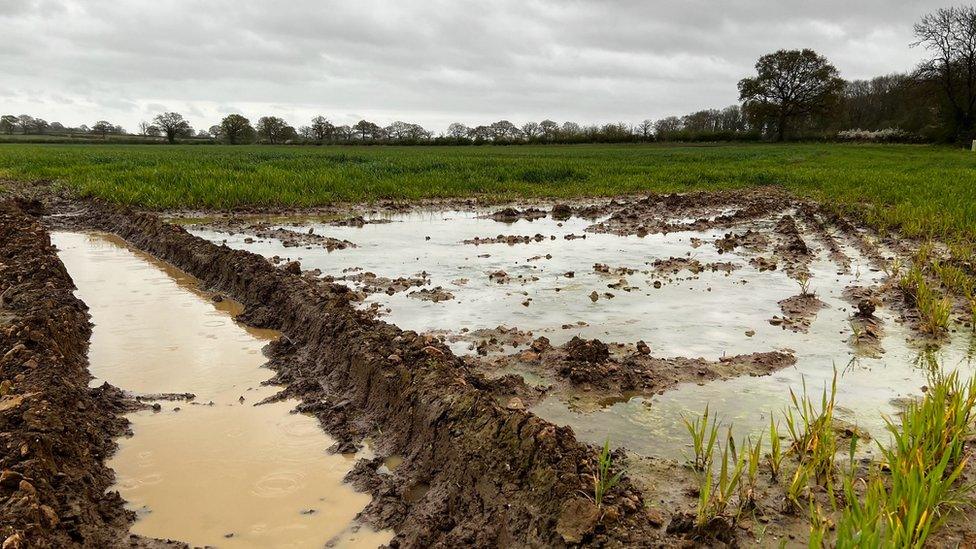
[738,49,844,141]
[539,119,559,141]
[33,119,49,134]
[91,120,115,137]
[447,122,470,139]
[385,120,412,140]
[153,112,193,144]
[352,119,382,140]
[561,121,582,138]
[913,6,976,142]
[17,115,35,134]
[521,122,540,140]
[219,114,255,144]
[310,116,334,142]
[636,119,654,140]
[255,116,288,143]
[137,121,160,136]
[489,120,520,141]
[654,117,683,141]
[334,125,353,140]
[0,115,16,135]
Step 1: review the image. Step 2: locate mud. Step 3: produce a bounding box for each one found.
[6,179,976,547]
[477,335,796,398]
[52,199,662,547]
[0,199,173,548]
[204,218,357,251]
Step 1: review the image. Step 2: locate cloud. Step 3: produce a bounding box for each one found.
[0,0,944,133]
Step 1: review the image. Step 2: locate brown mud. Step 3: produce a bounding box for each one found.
[43,198,663,547]
[475,336,796,402]
[4,180,971,547]
[0,199,182,548]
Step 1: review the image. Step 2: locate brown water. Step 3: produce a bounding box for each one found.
[53,232,390,549]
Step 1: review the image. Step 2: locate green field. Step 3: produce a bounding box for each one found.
[1,143,974,241]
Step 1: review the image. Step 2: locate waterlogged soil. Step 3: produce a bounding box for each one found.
[52,232,390,548]
[6,184,976,547]
[183,192,976,462]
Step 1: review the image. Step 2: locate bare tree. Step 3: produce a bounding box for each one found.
[654,117,683,141]
[738,49,844,141]
[152,112,193,144]
[352,120,382,140]
[520,122,540,140]
[913,6,976,141]
[636,119,654,140]
[447,122,470,139]
[16,115,35,134]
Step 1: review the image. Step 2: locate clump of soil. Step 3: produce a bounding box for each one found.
[463,234,551,245]
[407,287,454,302]
[771,293,827,333]
[337,271,430,296]
[329,215,392,227]
[479,335,796,397]
[483,207,547,222]
[202,218,357,251]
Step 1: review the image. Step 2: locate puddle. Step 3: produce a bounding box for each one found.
[184,209,976,460]
[53,232,391,549]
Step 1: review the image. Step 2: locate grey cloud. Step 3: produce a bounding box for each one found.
[0,0,948,132]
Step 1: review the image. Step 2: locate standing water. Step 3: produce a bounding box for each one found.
[53,232,390,548]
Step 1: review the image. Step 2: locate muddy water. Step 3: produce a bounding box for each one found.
[53,232,390,549]
[185,210,976,460]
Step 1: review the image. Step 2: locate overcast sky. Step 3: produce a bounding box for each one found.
[0,0,948,134]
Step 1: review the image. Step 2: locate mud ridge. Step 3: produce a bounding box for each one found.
[68,201,663,547]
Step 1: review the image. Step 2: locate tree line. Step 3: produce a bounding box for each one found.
[3,6,973,146]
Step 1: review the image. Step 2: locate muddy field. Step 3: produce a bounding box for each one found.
[2,184,975,547]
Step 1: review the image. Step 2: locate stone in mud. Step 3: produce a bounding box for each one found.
[556,498,600,544]
[284,260,301,275]
[636,340,651,355]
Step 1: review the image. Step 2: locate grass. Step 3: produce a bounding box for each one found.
[900,265,953,336]
[0,143,975,242]
[683,404,720,471]
[593,438,623,508]
[835,368,976,547]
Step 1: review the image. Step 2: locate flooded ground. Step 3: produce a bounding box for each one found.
[52,232,390,548]
[184,204,975,461]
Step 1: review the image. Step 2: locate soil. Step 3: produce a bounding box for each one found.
[772,293,827,333]
[36,197,661,547]
[200,218,357,251]
[476,335,796,399]
[3,180,968,548]
[0,199,184,548]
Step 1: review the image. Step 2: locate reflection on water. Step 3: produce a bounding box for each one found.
[54,232,390,549]
[185,210,975,460]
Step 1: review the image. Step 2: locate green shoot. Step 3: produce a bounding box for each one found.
[768,416,783,482]
[683,405,719,471]
[593,438,623,508]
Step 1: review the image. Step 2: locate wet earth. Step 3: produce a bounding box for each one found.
[3,187,976,548]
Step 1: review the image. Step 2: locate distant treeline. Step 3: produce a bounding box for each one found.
[3,6,973,147]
